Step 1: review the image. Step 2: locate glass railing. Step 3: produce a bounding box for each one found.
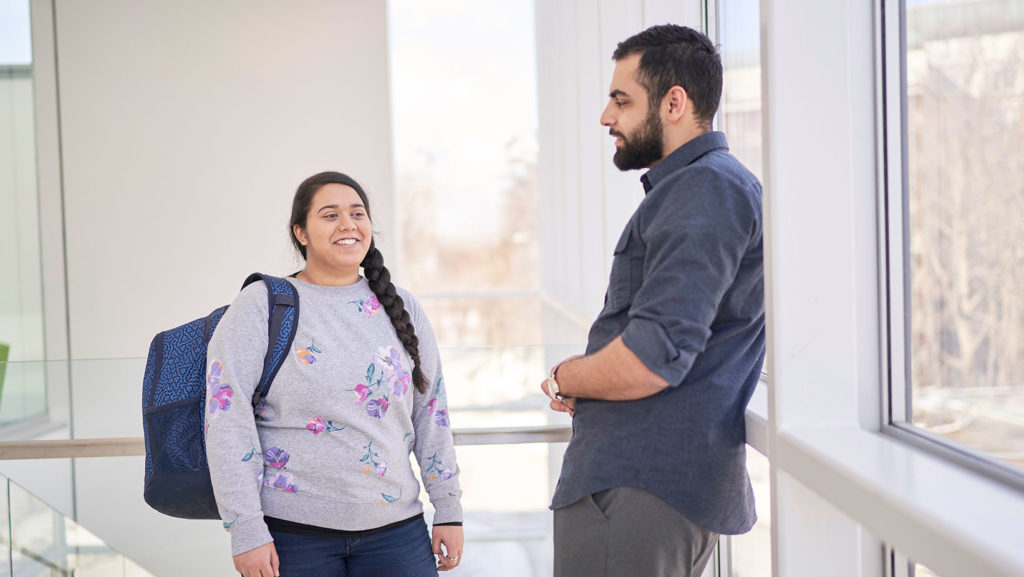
[722,449,771,577]
[0,352,576,576]
[0,348,767,577]
[0,344,581,434]
[0,472,155,577]
[420,441,564,576]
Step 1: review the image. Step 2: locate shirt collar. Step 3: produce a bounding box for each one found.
[640,131,729,193]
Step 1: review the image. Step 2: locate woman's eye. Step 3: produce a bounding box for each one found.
[353,211,366,218]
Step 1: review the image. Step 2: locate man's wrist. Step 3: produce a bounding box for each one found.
[547,360,571,400]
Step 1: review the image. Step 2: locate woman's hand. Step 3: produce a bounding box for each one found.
[432,525,464,572]
[233,541,280,577]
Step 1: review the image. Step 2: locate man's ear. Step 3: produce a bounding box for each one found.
[663,86,689,123]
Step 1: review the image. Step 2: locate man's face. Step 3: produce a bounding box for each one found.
[601,53,665,171]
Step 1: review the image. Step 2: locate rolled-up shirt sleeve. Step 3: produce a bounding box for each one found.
[620,167,760,387]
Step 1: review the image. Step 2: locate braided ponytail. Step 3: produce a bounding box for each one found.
[361,240,426,394]
[291,171,426,394]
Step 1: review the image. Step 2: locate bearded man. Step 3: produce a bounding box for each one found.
[541,24,765,577]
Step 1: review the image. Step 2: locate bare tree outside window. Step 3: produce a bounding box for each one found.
[387,0,543,405]
[906,0,1024,470]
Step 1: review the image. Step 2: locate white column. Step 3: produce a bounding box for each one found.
[760,0,884,575]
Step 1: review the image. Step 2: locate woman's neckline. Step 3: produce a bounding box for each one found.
[289,275,369,289]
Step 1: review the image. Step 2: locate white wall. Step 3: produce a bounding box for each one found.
[535,0,702,341]
[54,0,396,362]
[26,1,395,575]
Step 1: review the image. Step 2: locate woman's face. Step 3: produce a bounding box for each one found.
[294,183,373,279]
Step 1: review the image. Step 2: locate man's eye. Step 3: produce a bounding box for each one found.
[615,100,627,108]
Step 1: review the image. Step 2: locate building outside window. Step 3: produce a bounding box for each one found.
[901,0,1024,474]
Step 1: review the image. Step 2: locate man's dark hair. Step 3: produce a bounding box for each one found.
[613,24,723,129]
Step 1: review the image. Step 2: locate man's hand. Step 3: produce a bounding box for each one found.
[233,541,279,577]
[432,525,464,571]
[541,378,576,416]
[542,355,583,416]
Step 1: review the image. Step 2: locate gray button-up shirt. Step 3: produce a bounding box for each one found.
[551,131,765,535]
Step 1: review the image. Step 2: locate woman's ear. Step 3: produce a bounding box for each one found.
[292,224,307,246]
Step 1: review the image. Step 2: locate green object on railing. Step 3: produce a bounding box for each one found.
[0,342,7,403]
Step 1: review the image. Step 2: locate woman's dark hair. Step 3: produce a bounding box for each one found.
[290,171,426,393]
[612,24,723,130]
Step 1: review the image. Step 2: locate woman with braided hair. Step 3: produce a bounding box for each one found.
[205,171,463,576]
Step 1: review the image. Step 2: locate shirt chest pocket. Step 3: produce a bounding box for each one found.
[605,227,644,312]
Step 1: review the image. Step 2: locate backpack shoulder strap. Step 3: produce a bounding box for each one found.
[241,273,300,404]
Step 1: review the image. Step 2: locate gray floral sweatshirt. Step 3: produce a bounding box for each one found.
[205,277,462,556]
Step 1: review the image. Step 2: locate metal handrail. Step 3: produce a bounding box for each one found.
[0,425,573,460]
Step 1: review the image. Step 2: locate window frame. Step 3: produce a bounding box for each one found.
[707,2,772,576]
[1,6,54,430]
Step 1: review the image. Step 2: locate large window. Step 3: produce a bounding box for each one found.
[388,3,552,575]
[716,2,770,576]
[887,0,1024,478]
[387,0,543,412]
[717,0,763,183]
[0,0,47,425]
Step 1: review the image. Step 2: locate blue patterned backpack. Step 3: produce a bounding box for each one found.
[142,273,299,519]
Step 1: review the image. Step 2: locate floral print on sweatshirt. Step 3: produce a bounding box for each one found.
[375,346,411,399]
[241,438,259,462]
[306,416,345,435]
[350,346,411,419]
[424,376,450,428]
[295,340,322,365]
[207,360,233,418]
[262,446,297,493]
[424,452,455,486]
[349,295,382,317]
[359,442,388,478]
[264,471,298,493]
[205,282,462,558]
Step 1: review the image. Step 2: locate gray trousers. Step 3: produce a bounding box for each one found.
[553,487,719,577]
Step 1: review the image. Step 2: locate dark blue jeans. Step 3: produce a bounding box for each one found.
[269,516,438,577]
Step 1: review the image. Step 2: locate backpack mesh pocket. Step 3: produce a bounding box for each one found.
[147,399,207,474]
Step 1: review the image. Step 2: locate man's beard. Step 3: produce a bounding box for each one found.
[612,109,664,171]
